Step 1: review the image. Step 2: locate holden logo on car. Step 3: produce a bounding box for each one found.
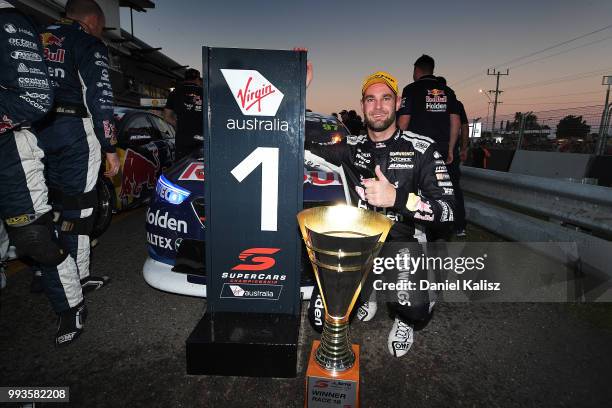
[220,69,284,116]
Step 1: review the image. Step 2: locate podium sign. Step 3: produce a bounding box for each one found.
[186,47,306,377]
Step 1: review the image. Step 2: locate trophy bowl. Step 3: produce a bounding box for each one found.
[297,205,393,372]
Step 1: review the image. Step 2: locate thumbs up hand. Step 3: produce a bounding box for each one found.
[361,165,396,208]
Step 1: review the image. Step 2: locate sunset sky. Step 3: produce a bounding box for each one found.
[121,0,612,130]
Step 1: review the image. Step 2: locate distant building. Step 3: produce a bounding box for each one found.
[13,0,187,107]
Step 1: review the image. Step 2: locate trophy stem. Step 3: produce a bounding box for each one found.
[315,318,355,372]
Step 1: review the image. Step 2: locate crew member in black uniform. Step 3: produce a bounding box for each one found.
[397,54,460,240]
[437,76,469,237]
[305,70,455,357]
[36,0,119,294]
[0,0,85,346]
[164,68,203,160]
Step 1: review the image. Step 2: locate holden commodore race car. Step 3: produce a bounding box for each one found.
[92,108,176,238]
[143,112,348,299]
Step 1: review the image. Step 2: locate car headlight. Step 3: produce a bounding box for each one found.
[156,174,191,205]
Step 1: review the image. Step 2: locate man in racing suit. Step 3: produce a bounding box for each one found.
[0,0,85,346]
[36,0,119,292]
[305,70,455,357]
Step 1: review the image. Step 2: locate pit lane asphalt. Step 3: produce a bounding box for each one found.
[1,208,612,408]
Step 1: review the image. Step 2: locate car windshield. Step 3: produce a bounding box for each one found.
[305,113,348,145]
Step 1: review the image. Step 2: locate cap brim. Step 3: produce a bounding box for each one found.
[362,79,397,95]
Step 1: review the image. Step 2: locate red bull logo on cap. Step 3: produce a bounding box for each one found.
[120,149,159,199]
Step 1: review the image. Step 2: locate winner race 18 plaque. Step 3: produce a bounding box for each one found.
[186,47,306,378]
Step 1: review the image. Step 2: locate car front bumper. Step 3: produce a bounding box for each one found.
[143,256,314,300]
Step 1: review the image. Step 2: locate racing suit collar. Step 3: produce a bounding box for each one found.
[366,127,401,149]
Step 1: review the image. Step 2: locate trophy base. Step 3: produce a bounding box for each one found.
[305,340,360,408]
[186,311,299,378]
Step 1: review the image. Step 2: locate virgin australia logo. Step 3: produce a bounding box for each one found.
[220,69,284,116]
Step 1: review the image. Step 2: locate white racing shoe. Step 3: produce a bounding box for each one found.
[356,290,377,322]
[387,317,414,358]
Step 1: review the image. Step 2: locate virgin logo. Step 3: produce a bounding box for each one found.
[237,76,275,113]
[220,69,284,116]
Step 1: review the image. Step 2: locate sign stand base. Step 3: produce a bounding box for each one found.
[186,311,299,378]
[305,340,360,407]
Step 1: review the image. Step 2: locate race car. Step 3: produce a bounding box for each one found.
[93,108,176,237]
[143,112,348,299]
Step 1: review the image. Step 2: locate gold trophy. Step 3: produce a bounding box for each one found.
[297,205,393,408]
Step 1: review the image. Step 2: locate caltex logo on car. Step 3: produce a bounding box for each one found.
[220,69,284,116]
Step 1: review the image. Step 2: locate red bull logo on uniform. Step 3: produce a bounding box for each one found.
[120,149,159,199]
[40,33,65,47]
[426,89,447,103]
[425,88,448,112]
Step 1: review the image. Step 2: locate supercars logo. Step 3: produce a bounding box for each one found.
[220,69,284,116]
[119,149,159,199]
[179,162,205,181]
[231,248,280,271]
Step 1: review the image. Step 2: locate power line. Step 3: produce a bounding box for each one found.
[450,23,612,89]
[504,67,612,91]
[507,34,612,71]
[492,23,612,69]
[501,100,602,106]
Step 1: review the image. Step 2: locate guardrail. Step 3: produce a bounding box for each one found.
[461,166,612,238]
[461,166,612,297]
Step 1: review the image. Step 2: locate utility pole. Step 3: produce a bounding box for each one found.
[487,68,509,136]
[597,76,612,155]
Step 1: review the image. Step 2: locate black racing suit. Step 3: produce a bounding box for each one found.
[0,4,82,314]
[306,129,455,325]
[35,18,117,282]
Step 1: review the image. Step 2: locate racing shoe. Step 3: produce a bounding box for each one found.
[55,302,87,346]
[455,229,467,238]
[387,317,414,358]
[80,275,110,294]
[356,291,377,322]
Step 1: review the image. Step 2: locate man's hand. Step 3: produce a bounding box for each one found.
[446,149,454,165]
[104,152,120,178]
[362,165,396,208]
[460,147,468,162]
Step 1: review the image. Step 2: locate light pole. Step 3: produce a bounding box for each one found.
[479,89,493,136]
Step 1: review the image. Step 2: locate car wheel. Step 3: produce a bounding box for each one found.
[91,177,115,239]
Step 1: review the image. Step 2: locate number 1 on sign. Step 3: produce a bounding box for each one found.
[231,147,279,231]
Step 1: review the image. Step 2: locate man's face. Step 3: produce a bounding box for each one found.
[361,83,399,132]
